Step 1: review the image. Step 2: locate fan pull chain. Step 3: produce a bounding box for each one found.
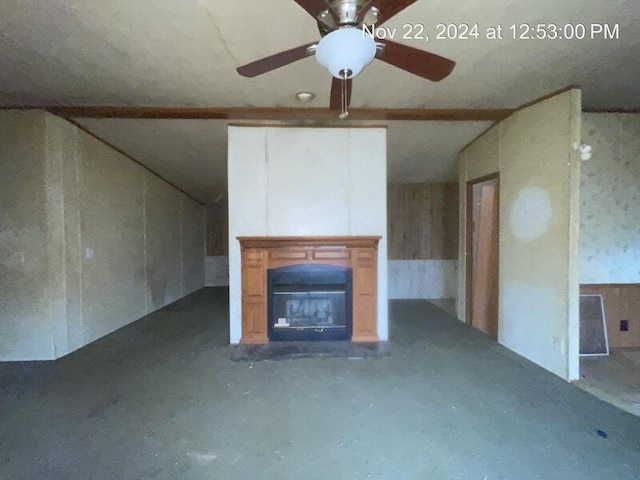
[339,70,349,120]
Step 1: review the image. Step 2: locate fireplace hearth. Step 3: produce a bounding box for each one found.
[268,264,352,341]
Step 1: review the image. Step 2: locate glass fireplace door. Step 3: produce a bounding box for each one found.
[268,264,352,342]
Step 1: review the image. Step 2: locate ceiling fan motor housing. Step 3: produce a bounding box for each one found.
[316,27,377,78]
[329,0,364,24]
[319,0,380,33]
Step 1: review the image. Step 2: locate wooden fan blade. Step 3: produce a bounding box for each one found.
[293,0,333,19]
[376,39,455,81]
[237,42,317,78]
[330,77,353,111]
[357,0,418,25]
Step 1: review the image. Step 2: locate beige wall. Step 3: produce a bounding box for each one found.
[580,113,640,284]
[0,112,59,359]
[228,127,388,344]
[204,200,229,287]
[77,129,148,345]
[0,111,205,361]
[181,194,206,295]
[206,200,228,257]
[145,173,184,311]
[457,89,582,381]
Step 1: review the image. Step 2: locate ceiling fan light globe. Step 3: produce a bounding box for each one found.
[316,27,376,79]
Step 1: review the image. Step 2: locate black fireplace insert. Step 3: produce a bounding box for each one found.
[267,264,352,342]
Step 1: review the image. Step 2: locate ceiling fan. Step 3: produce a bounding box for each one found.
[236,0,456,118]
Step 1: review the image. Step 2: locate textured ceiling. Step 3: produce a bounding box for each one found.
[1,0,638,108]
[386,121,491,182]
[1,0,638,203]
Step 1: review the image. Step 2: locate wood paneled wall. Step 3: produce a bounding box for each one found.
[387,183,459,260]
[581,284,640,349]
[206,200,228,256]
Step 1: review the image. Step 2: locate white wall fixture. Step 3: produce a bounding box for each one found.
[573,142,593,161]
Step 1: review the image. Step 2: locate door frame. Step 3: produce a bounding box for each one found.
[465,172,500,328]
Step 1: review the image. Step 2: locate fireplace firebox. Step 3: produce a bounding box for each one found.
[267,264,352,341]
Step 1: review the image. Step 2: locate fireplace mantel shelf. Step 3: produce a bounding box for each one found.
[238,236,381,250]
[238,236,380,345]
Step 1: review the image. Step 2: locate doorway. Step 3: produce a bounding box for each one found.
[466,174,499,339]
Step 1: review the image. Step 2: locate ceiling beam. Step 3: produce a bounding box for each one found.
[582,108,640,113]
[3,106,512,122]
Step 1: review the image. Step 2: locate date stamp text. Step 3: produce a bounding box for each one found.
[362,23,620,42]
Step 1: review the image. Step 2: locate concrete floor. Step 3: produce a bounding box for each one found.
[577,350,640,417]
[1,288,640,480]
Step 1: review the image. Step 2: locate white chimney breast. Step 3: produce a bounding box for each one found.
[227,126,388,344]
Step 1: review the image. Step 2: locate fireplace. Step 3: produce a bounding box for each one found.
[238,236,380,344]
[268,264,352,341]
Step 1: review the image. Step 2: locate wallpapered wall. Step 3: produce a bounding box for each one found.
[580,113,640,284]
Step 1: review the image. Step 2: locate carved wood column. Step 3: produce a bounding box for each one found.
[240,249,268,344]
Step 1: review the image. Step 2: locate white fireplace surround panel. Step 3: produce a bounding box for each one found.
[227,127,388,344]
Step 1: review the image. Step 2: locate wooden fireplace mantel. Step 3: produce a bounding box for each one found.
[238,236,381,344]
